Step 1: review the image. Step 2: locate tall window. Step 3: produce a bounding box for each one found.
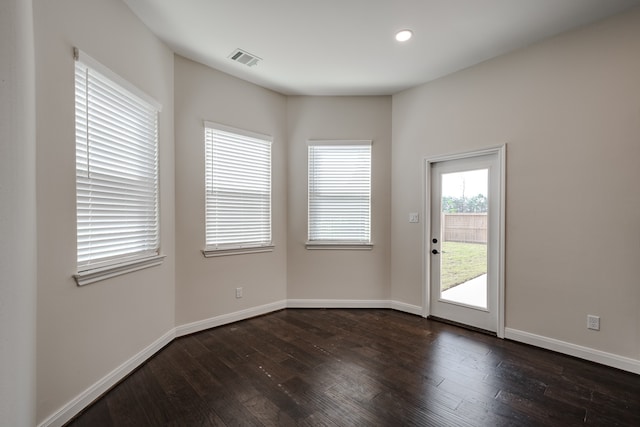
[74,49,162,285]
[204,122,272,256]
[307,140,372,248]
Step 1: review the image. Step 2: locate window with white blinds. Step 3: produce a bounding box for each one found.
[307,140,372,247]
[74,49,161,277]
[204,122,272,256]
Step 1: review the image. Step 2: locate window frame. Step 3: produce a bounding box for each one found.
[72,48,164,286]
[202,122,274,258]
[306,139,373,250]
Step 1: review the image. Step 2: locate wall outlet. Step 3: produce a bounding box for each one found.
[235,287,243,298]
[409,212,419,223]
[587,315,600,331]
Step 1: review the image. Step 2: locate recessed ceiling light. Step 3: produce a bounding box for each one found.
[395,29,413,42]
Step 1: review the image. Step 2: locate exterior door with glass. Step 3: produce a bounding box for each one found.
[429,151,502,333]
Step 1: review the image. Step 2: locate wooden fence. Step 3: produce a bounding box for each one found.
[443,213,487,244]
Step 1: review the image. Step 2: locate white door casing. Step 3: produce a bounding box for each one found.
[422,146,506,337]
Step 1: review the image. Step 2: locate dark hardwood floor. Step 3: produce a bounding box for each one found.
[67,309,640,426]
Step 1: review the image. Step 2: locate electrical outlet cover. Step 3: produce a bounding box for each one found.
[587,315,600,330]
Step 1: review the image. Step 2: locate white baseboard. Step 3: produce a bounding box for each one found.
[38,328,176,427]
[505,328,640,375]
[287,299,391,309]
[40,300,288,427]
[286,299,424,317]
[390,300,424,316]
[175,300,287,337]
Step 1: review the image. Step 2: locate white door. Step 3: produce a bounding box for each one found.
[428,150,503,333]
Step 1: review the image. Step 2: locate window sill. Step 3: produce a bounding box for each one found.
[202,245,275,258]
[74,254,166,286]
[305,242,373,250]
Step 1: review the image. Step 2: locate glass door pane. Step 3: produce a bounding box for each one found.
[439,169,488,309]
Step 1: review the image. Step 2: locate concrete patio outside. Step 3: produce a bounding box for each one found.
[441,273,487,308]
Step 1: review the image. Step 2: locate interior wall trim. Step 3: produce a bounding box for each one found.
[390,300,424,316]
[38,329,176,427]
[505,327,640,375]
[175,300,287,337]
[287,299,423,316]
[287,299,390,309]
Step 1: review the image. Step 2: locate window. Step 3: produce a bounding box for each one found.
[307,140,372,249]
[73,49,163,286]
[203,122,273,257]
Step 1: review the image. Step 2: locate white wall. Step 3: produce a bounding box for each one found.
[174,56,288,326]
[34,0,175,423]
[287,96,392,301]
[0,0,37,425]
[392,9,640,359]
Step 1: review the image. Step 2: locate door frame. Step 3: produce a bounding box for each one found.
[422,145,506,338]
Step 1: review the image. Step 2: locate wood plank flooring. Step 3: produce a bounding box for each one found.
[67,309,640,426]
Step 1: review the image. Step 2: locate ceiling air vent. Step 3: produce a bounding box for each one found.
[228,48,261,67]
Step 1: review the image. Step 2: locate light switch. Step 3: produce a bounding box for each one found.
[409,212,419,223]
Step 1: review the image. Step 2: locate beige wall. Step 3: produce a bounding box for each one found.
[0,0,37,424]
[34,0,175,422]
[174,56,288,325]
[392,9,640,358]
[287,96,392,301]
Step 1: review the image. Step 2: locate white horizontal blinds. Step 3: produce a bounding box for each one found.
[205,124,272,249]
[75,56,160,270]
[308,141,371,242]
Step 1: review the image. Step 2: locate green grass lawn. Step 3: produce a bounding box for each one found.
[440,241,487,291]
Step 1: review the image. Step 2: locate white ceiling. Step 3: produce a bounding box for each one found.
[123,0,640,96]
